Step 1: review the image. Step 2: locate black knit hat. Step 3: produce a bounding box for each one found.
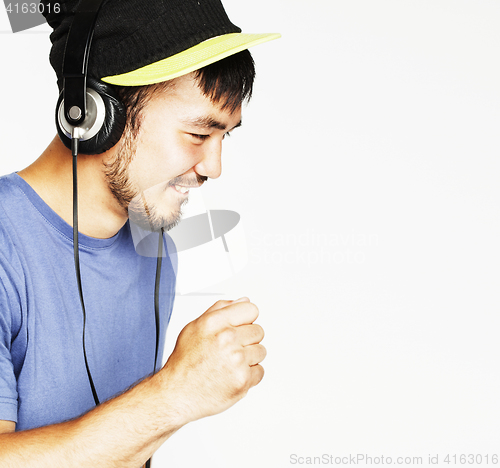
[41,0,280,89]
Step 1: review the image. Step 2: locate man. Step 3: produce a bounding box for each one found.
[0,0,279,465]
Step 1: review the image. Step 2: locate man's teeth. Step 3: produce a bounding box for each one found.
[174,185,189,194]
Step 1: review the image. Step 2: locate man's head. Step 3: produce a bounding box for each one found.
[104,49,255,232]
[42,0,279,230]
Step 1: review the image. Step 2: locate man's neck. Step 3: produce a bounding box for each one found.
[18,136,128,239]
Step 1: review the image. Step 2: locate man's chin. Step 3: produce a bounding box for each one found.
[128,208,183,232]
[126,188,189,232]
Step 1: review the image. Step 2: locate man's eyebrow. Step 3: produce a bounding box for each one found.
[182,116,242,131]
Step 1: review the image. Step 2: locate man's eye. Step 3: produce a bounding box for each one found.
[190,133,209,141]
[189,132,232,141]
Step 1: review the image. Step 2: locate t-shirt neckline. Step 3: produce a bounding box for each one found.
[9,172,125,250]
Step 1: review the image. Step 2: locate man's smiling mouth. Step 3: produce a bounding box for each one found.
[174,185,190,194]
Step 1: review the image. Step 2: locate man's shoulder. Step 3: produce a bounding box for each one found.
[0,174,30,299]
[0,172,35,234]
[0,172,34,217]
[0,172,50,273]
[0,172,25,233]
[0,172,23,198]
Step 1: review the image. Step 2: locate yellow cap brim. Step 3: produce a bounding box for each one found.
[101,32,281,86]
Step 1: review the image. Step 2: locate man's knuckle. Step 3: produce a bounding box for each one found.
[217,327,235,347]
[203,311,222,332]
[231,349,245,366]
[233,368,249,391]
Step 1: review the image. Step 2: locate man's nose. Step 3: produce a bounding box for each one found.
[194,139,222,179]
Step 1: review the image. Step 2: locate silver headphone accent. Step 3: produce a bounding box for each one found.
[57,88,105,141]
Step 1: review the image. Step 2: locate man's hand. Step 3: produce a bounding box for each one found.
[0,299,265,468]
[160,297,266,424]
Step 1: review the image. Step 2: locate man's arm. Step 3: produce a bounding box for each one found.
[0,374,180,467]
[0,420,15,433]
[0,298,265,467]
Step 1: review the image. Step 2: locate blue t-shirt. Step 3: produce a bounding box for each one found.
[0,173,177,431]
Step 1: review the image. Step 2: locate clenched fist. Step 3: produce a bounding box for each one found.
[159,297,266,424]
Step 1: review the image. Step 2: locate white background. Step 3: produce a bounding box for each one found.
[1,1,500,466]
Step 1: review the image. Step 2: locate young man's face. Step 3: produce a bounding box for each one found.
[106,72,242,231]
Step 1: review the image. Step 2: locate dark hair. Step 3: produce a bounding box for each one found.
[116,49,255,137]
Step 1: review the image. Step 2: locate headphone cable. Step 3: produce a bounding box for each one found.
[72,134,163,466]
[153,227,163,372]
[72,133,101,407]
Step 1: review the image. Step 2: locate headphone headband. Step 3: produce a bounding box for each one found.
[62,0,106,126]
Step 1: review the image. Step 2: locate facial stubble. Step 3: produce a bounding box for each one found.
[103,130,188,233]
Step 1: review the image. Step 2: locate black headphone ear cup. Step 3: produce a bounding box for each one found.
[56,78,127,155]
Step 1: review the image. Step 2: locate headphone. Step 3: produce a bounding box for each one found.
[57,4,162,468]
[56,0,126,154]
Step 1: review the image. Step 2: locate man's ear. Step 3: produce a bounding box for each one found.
[56,78,127,155]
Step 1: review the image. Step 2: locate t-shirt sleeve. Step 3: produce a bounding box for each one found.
[0,264,21,423]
